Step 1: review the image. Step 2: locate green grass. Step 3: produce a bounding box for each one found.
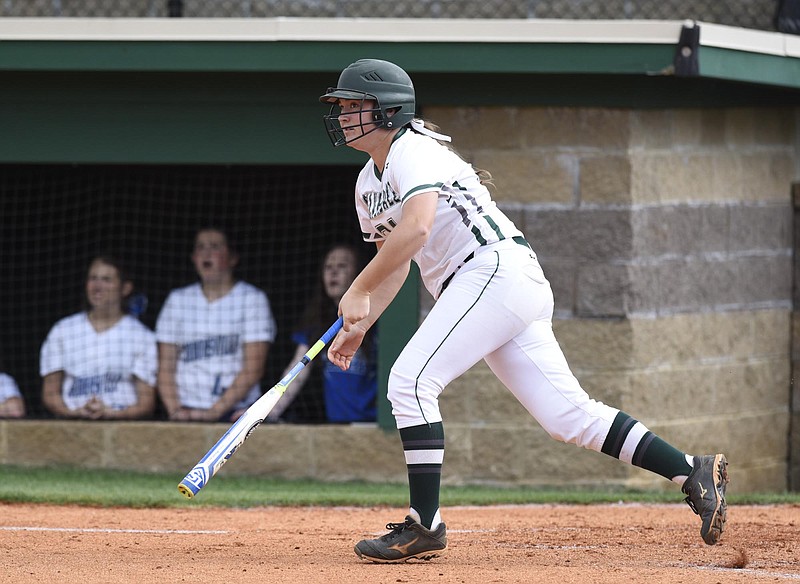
[0,465,797,508]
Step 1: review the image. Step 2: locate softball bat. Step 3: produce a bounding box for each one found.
[177,316,344,498]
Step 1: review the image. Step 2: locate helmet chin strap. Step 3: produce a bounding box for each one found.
[410,119,451,143]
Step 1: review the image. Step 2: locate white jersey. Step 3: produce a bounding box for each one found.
[0,373,22,403]
[155,281,276,410]
[355,128,523,299]
[40,313,157,411]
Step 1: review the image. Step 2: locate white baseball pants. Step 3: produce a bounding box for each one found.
[388,239,619,453]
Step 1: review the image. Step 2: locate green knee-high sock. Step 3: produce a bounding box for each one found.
[601,412,692,480]
[399,422,444,529]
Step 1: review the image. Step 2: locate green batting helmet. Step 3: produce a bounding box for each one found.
[320,59,416,146]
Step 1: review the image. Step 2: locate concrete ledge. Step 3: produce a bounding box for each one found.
[0,419,644,489]
[1,417,786,493]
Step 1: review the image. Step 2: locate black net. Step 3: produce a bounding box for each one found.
[0,163,369,420]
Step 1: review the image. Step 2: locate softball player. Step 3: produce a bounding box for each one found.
[156,227,277,422]
[40,256,157,420]
[320,59,729,563]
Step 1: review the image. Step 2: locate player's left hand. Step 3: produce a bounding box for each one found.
[328,324,366,371]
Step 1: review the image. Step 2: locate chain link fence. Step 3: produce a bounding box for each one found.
[0,1,784,32]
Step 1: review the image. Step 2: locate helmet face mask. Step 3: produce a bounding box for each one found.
[320,59,416,147]
[322,93,385,147]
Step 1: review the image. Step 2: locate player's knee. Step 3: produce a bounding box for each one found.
[540,418,598,449]
[386,367,414,409]
[543,424,578,444]
[388,367,442,414]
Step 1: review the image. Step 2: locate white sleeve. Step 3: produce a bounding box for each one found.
[132,328,158,387]
[0,374,21,401]
[155,292,179,344]
[39,321,65,377]
[390,138,440,201]
[243,289,276,343]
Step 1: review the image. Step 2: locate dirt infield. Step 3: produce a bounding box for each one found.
[1,502,798,583]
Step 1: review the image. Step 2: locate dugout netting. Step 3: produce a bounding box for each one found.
[0,163,368,420]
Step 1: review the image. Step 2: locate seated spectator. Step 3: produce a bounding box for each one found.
[269,243,377,424]
[40,256,157,420]
[156,227,276,422]
[0,371,25,418]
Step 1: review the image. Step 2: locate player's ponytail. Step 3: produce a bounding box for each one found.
[410,118,495,189]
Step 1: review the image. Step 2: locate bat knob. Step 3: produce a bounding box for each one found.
[177,483,196,499]
[178,467,206,498]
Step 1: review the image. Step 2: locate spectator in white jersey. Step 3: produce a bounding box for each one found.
[40,256,157,420]
[0,370,25,418]
[156,227,276,422]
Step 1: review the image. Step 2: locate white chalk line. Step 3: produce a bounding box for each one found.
[0,526,229,535]
[693,566,800,581]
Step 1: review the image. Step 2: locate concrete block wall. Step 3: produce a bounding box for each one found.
[2,105,795,494]
[427,105,796,492]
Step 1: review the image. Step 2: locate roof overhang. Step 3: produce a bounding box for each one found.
[0,17,797,90]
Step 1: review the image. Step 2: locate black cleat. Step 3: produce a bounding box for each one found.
[354,516,447,563]
[682,453,729,545]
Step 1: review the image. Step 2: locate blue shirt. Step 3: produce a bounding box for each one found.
[292,329,377,423]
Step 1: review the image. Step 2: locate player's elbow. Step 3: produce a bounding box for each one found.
[410,220,432,246]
